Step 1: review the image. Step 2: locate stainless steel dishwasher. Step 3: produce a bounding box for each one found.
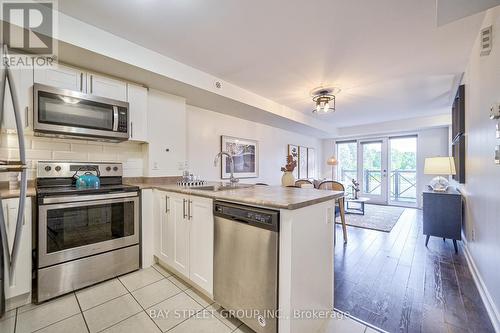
[214,201,279,333]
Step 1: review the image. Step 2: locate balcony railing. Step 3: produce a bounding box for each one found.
[339,169,416,202]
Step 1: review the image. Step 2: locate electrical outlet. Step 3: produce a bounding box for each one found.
[153,162,159,170]
[177,162,185,170]
[327,207,333,223]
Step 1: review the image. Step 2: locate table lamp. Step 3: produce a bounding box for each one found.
[326,156,338,180]
[424,157,456,192]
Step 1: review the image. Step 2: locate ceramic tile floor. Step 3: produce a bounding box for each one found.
[1,264,384,333]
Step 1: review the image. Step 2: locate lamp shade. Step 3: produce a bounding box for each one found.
[327,156,338,166]
[424,157,456,175]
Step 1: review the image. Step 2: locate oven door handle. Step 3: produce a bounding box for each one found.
[41,191,138,204]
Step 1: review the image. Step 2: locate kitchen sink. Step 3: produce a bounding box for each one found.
[192,184,254,191]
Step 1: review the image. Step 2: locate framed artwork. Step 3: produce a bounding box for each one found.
[298,146,308,179]
[221,136,259,179]
[287,144,299,179]
[307,147,316,178]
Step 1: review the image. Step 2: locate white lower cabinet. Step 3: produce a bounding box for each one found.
[2,197,32,301]
[188,196,214,294]
[154,191,213,295]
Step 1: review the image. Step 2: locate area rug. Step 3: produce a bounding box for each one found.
[336,204,405,232]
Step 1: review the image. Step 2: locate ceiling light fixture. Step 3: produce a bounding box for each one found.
[310,86,340,114]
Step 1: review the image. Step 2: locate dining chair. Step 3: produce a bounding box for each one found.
[318,180,347,243]
[295,179,313,187]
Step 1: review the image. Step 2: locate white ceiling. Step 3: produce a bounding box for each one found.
[58,0,485,128]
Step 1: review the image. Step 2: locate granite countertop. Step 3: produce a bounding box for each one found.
[125,180,344,210]
[0,184,36,199]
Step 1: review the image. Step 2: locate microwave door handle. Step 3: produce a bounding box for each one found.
[112,106,118,131]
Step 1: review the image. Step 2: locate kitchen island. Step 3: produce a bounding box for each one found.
[129,181,343,333]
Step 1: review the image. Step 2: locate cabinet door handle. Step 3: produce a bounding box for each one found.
[80,72,83,92]
[90,74,93,94]
[25,106,29,127]
[165,196,169,213]
[183,199,186,219]
[130,121,133,138]
[188,200,192,220]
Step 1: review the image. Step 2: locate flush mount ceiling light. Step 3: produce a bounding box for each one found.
[310,86,340,114]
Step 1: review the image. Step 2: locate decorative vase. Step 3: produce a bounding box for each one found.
[281,171,295,187]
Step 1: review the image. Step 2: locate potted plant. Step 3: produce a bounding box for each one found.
[281,155,297,186]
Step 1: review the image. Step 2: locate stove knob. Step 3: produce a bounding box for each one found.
[55,166,61,172]
[44,166,51,172]
[113,166,118,171]
[106,166,111,171]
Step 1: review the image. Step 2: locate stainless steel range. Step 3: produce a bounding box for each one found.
[35,161,140,303]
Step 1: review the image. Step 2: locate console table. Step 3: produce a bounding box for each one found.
[423,188,462,253]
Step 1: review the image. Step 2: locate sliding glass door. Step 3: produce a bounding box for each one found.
[359,139,388,204]
[389,136,417,206]
[336,136,417,206]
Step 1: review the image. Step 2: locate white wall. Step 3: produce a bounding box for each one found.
[416,127,450,207]
[458,6,500,330]
[144,89,186,177]
[186,105,322,185]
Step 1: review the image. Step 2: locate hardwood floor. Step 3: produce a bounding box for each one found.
[334,208,494,333]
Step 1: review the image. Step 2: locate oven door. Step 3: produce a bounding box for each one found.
[38,192,139,268]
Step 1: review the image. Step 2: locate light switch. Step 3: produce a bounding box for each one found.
[490,103,500,120]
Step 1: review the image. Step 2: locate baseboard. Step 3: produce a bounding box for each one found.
[462,240,500,332]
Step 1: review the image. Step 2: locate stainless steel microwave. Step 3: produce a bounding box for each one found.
[33,83,129,141]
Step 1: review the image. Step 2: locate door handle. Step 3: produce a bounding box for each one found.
[90,74,93,94]
[130,121,133,138]
[165,196,169,213]
[25,106,28,127]
[80,73,83,92]
[188,200,192,220]
[183,199,186,219]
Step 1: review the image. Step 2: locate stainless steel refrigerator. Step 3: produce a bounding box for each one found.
[0,44,28,317]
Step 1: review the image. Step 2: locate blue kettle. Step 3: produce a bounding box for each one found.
[73,167,100,189]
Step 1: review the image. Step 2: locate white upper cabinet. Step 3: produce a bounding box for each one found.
[34,64,127,102]
[127,84,148,142]
[2,197,32,300]
[2,66,33,131]
[34,63,85,92]
[87,73,127,101]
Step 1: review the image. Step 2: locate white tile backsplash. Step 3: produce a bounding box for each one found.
[0,133,145,180]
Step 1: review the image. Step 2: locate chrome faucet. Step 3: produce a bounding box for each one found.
[213,151,239,184]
